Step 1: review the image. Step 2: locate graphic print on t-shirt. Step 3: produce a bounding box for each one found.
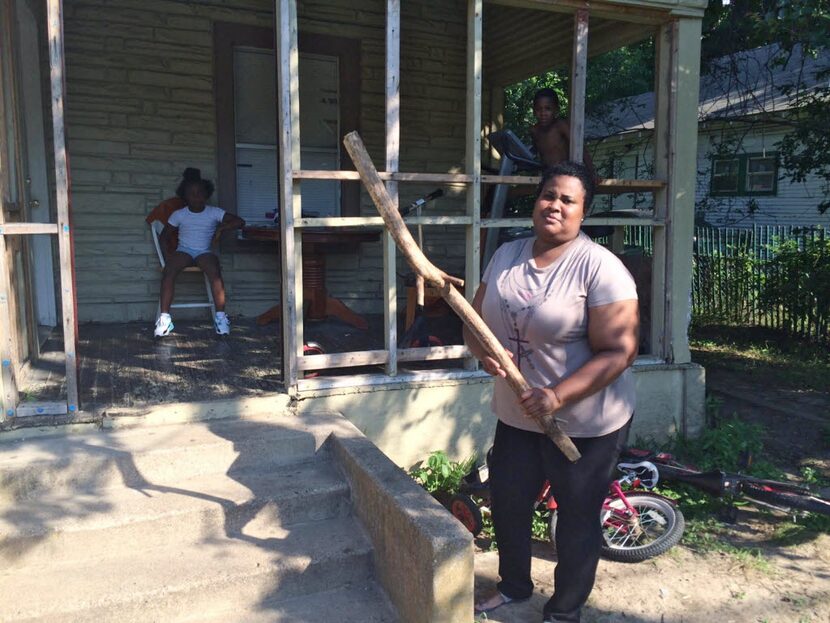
[497,259,565,376]
[507,325,533,372]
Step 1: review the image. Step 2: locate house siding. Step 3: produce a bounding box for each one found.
[589,124,830,229]
[63,0,469,323]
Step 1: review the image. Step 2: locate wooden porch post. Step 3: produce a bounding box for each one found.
[568,9,588,162]
[654,17,702,364]
[384,0,400,376]
[276,0,302,390]
[0,207,18,420]
[464,0,483,370]
[47,0,80,411]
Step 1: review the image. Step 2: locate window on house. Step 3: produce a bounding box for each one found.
[711,157,740,194]
[746,155,776,193]
[233,47,341,225]
[711,153,777,196]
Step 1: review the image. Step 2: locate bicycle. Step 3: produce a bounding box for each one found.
[449,456,686,563]
[620,447,830,517]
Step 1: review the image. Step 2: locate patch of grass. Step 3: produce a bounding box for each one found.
[690,324,830,392]
[771,513,830,546]
[683,517,773,573]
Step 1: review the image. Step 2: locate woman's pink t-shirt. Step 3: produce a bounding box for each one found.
[481,232,638,437]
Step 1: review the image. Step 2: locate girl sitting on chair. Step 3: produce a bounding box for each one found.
[154,168,245,338]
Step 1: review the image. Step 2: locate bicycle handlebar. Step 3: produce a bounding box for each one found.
[399,188,444,217]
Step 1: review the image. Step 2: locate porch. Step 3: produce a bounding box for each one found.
[1,0,708,458]
[18,316,398,416]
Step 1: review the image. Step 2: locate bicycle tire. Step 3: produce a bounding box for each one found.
[740,483,830,516]
[450,494,484,535]
[600,493,685,563]
[548,493,685,563]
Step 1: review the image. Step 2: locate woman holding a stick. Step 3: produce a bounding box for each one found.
[467,161,639,623]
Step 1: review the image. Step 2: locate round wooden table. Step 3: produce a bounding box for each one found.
[242,226,380,329]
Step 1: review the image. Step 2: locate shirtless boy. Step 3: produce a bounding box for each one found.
[530,88,595,178]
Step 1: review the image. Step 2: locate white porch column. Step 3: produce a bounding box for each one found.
[568,9,588,162]
[654,17,702,364]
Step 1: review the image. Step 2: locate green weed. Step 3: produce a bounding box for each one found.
[531,509,551,541]
[409,451,477,495]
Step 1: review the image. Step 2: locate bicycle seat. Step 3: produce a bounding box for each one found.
[617,461,660,489]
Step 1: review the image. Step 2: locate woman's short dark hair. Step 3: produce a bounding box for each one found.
[175,167,215,201]
[536,161,595,210]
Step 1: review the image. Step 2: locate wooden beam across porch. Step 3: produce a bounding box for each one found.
[293,170,667,192]
[0,223,59,235]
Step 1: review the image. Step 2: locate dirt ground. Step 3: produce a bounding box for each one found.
[473,364,830,623]
[474,533,830,623]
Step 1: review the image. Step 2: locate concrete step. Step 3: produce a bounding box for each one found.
[0,516,375,622]
[1,460,351,568]
[0,417,317,501]
[194,582,400,623]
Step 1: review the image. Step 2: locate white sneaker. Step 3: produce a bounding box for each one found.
[214,312,230,336]
[154,313,174,338]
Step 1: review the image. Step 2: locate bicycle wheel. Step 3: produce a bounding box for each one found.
[741,483,830,516]
[450,494,484,535]
[600,493,685,563]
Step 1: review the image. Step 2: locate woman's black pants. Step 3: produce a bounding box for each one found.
[489,418,631,622]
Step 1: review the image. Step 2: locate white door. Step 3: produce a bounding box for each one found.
[16,0,57,327]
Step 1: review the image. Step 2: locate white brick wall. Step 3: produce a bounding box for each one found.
[64,0,469,322]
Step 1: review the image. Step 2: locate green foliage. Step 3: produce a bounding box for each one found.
[584,40,655,111]
[503,74,568,144]
[531,509,551,541]
[673,414,780,477]
[772,512,830,545]
[693,248,758,325]
[759,233,830,336]
[409,451,477,495]
[693,230,830,342]
[477,505,551,546]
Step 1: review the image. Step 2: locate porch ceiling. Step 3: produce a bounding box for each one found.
[484,4,656,87]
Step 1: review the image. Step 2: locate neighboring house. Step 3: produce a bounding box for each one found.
[587,43,830,228]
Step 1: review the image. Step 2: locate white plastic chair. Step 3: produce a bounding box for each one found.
[149,220,216,319]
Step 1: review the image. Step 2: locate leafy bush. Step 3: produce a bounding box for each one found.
[409,451,477,495]
[672,415,779,477]
[760,234,830,338]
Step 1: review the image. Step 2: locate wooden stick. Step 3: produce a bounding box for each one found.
[343,131,581,462]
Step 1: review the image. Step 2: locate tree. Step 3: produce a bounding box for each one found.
[502,0,830,214]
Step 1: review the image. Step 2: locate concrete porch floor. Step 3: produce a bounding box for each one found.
[18,316,386,412]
